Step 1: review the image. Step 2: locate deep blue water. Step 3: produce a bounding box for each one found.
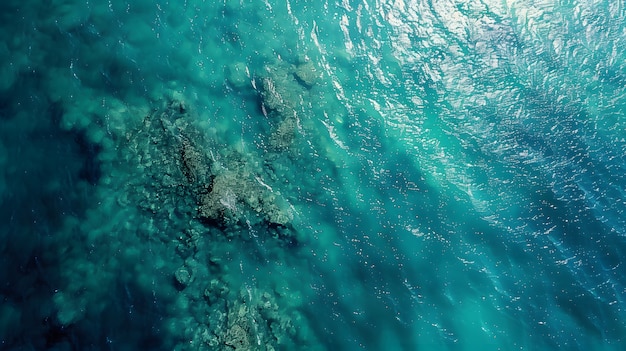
[1,0,625,350]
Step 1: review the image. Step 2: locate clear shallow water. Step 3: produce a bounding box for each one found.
[1,0,625,350]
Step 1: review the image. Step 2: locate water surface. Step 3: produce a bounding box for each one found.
[1,0,625,350]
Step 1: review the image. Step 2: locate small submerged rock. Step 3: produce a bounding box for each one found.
[226,62,251,90]
[223,323,251,350]
[174,266,193,289]
[293,60,319,88]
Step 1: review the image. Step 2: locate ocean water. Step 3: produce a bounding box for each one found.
[1,0,625,350]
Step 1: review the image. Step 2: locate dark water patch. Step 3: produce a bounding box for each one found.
[73,130,102,185]
[0,85,104,348]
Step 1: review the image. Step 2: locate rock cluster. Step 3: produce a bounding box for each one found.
[204,284,306,351]
[197,150,294,231]
[257,58,320,151]
[123,98,294,242]
[109,55,325,350]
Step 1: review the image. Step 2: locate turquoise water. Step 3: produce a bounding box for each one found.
[1,0,625,350]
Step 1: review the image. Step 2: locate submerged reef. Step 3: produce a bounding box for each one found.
[0,17,327,346]
[204,283,313,351]
[124,98,296,241]
[87,92,320,350]
[195,148,293,229]
[0,2,333,349]
[258,58,320,152]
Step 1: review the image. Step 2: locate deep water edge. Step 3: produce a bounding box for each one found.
[1,1,626,350]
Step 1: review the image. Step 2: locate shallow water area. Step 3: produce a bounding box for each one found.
[1,0,625,350]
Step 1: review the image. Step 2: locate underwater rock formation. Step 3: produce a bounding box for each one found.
[79,51,330,349]
[225,62,251,90]
[257,59,320,152]
[197,149,293,230]
[293,60,319,89]
[204,285,311,351]
[122,98,294,240]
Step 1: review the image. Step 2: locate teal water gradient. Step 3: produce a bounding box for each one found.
[1,0,625,350]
